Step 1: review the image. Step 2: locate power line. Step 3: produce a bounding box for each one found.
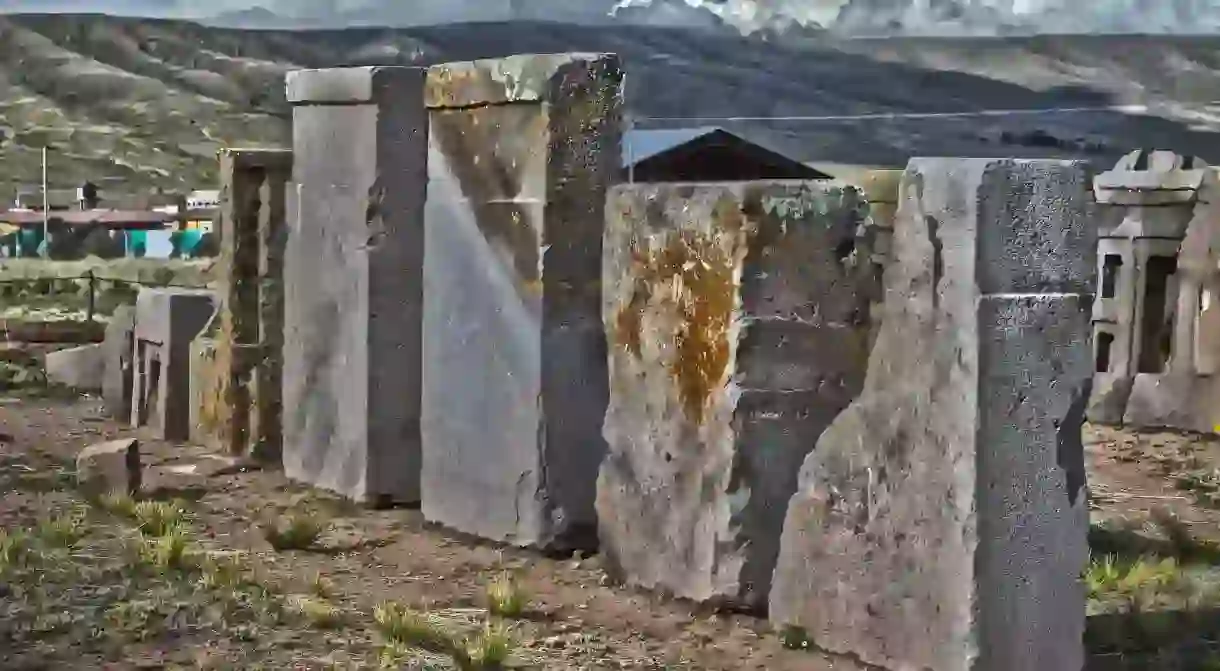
[636,104,1153,123]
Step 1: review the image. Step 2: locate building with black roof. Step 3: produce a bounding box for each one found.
[621,126,831,182]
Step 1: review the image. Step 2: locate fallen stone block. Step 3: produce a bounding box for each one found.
[76,438,141,496]
[44,343,105,391]
[420,53,623,550]
[596,181,877,608]
[769,158,1095,671]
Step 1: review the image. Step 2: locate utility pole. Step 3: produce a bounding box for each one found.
[41,145,48,258]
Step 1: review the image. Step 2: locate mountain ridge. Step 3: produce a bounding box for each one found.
[0,13,1218,198]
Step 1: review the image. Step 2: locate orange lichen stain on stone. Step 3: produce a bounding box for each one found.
[614,222,740,425]
[424,66,480,107]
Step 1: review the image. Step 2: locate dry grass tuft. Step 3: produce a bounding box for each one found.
[261,513,327,551]
[290,595,343,629]
[132,500,187,537]
[36,511,85,549]
[486,572,528,619]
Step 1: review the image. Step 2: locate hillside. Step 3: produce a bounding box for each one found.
[2,13,1220,196]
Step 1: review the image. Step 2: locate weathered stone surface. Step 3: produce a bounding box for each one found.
[283,66,426,504]
[76,438,141,496]
[44,343,105,391]
[131,288,218,441]
[596,181,876,608]
[102,304,136,419]
[1087,156,1220,434]
[424,52,613,108]
[769,159,1095,671]
[192,148,291,460]
[420,54,621,550]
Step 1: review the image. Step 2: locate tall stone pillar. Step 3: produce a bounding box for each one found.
[598,182,877,609]
[283,66,427,504]
[191,148,292,461]
[420,54,622,550]
[770,159,1096,671]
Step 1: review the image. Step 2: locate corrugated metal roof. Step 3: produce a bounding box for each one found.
[622,126,729,167]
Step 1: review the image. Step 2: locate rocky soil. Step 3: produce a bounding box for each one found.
[3,391,1220,668]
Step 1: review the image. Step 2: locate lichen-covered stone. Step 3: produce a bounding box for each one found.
[596,181,877,608]
[193,148,291,460]
[769,158,1095,671]
[424,52,615,109]
[420,53,622,550]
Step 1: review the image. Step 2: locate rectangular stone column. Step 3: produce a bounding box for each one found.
[191,148,291,461]
[597,182,877,609]
[421,54,622,550]
[769,159,1095,671]
[283,66,426,504]
[132,288,218,441]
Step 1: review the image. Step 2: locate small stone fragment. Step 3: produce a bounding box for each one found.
[76,438,141,496]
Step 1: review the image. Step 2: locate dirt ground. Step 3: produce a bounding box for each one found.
[3,393,1220,670]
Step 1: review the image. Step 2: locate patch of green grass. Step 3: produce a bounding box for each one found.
[373,601,518,670]
[136,525,193,571]
[132,500,187,537]
[197,552,244,590]
[261,513,326,551]
[466,620,514,668]
[777,623,812,651]
[96,489,139,518]
[1085,554,1184,602]
[36,511,86,549]
[374,602,458,652]
[0,528,33,571]
[290,595,343,629]
[485,572,528,619]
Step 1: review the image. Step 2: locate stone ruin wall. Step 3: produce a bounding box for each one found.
[281,65,427,506]
[168,51,1103,671]
[597,181,879,609]
[190,148,291,461]
[1087,150,1220,435]
[770,159,1095,671]
[421,54,622,551]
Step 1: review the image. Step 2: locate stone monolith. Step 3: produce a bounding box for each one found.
[597,181,878,608]
[283,66,426,505]
[421,53,622,550]
[769,158,1095,671]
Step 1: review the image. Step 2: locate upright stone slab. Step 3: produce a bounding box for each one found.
[421,54,622,550]
[770,159,1095,671]
[283,67,426,504]
[191,148,292,461]
[101,304,135,419]
[131,288,218,441]
[597,182,877,608]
